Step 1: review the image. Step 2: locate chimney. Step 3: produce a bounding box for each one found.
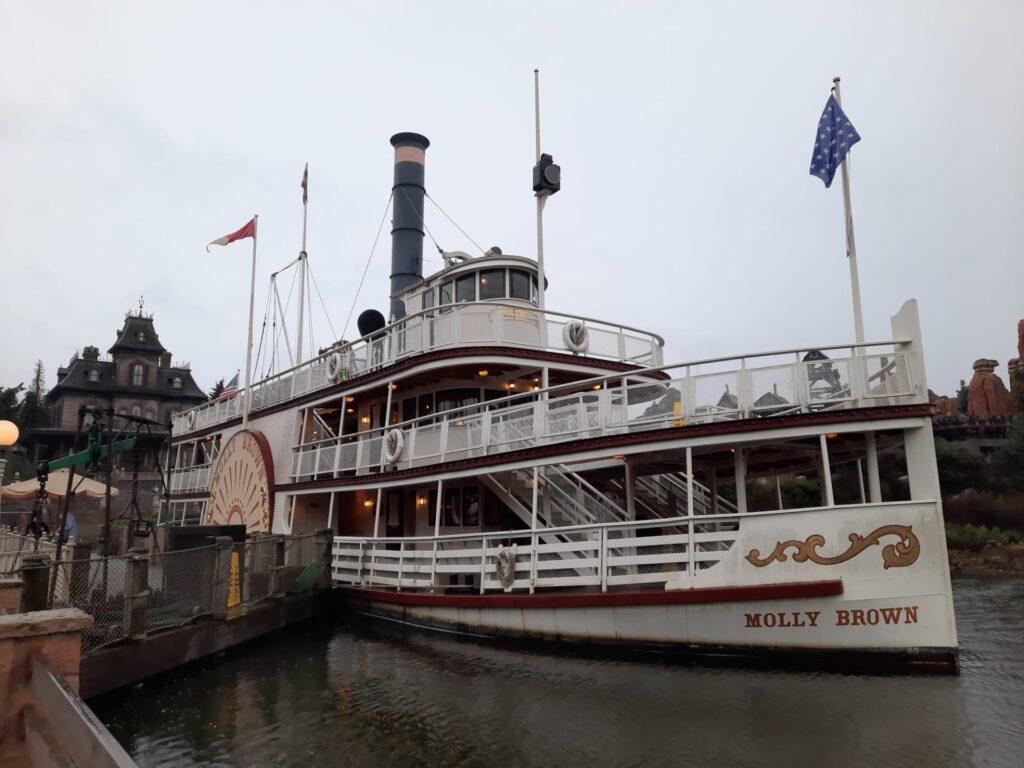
[82,346,100,361]
[389,132,430,319]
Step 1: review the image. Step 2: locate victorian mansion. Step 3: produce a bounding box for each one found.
[30,307,206,470]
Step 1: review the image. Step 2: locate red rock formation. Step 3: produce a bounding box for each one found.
[1008,319,1024,413]
[967,359,1014,417]
[929,390,959,416]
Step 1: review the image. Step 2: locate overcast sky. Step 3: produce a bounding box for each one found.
[2,1,1022,398]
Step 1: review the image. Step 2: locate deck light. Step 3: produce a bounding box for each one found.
[345,396,355,403]
[826,432,838,439]
[360,415,370,425]
[346,408,354,414]
[390,384,398,390]
[478,370,489,377]
[592,384,602,390]
[0,421,18,448]
[363,498,374,508]
[613,454,625,460]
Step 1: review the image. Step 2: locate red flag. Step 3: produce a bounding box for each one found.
[207,218,255,252]
[301,163,308,205]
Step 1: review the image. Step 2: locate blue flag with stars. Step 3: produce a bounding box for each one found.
[809,94,861,188]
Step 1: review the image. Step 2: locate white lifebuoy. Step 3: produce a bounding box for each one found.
[562,319,589,355]
[326,352,344,380]
[495,544,517,591]
[382,428,405,465]
[186,411,197,430]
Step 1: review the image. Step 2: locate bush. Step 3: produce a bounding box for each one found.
[945,523,1023,550]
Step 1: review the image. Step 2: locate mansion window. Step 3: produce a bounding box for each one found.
[132,406,141,417]
[172,376,182,390]
[137,331,146,342]
[88,369,100,383]
[132,364,144,386]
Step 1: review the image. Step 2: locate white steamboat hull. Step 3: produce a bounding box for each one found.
[337,500,959,672]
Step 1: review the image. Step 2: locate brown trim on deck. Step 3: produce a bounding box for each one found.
[270,404,933,495]
[172,347,659,441]
[337,579,843,609]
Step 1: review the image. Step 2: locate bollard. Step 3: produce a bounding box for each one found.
[125,547,150,640]
[19,553,51,612]
[314,529,332,589]
[210,536,234,619]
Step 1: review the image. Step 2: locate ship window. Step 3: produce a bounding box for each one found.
[438,281,453,313]
[510,269,531,300]
[132,364,144,386]
[417,393,434,420]
[437,388,480,414]
[531,275,539,304]
[88,369,100,383]
[421,288,434,312]
[442,486,480,527]
[479,269,505,300]
[455,274,475,303]
[132,406,141,417]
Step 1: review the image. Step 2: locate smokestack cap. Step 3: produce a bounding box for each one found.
[390,132,430,150]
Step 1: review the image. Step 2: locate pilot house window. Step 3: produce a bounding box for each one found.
[455,274,475,303]
[132,364,144,386]
[479,269,505,300]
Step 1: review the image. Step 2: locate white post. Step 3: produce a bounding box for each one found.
[819,434,835,507]
[832,77,865,347]
[865,431,882,503]
[734,448,747,514]
[371,488,382,537]
[776,475,784,510]
[327,492,335,532]
[529,466,539,594]
[856,459,866,504]
[685,447,695,579]
[242,215,258,429]
[623,461,636,520]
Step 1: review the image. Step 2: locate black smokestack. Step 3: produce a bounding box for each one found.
[389,132,430,319]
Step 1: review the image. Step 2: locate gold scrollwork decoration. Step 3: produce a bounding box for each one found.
[745,525,920,569]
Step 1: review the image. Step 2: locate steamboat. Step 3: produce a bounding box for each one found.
[163,130,958,672]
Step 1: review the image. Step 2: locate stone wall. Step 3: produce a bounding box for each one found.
[0,608,95,765]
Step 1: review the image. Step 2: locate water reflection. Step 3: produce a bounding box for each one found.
[94,575,1024,768]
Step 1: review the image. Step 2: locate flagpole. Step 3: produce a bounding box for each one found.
[296,164,308,364]
[243,215,258,429]
[832,77,865,347]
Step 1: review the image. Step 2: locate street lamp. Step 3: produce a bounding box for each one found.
[0,420,19,526]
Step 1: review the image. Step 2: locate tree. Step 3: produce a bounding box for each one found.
[207,378,225,401]
[18,360,51,438]
[0,383,24,423]
[956,379,969,414]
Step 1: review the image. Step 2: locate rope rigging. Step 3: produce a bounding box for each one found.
[341,191,393,340]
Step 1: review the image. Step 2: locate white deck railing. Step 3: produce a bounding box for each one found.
[168,463,212,494]
[292,346,918,483]
[172,302,665,436]
[332,513,738,594]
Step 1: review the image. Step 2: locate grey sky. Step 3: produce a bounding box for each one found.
[2,1,1021,398]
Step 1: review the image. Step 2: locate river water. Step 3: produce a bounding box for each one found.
[93,574,1024,768]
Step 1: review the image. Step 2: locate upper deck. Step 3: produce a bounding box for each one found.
[171,301,665,437]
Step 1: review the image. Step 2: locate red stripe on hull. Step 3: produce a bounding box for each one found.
[336,579,843,609]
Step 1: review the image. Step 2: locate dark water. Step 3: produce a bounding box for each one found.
[93,575,1024,768]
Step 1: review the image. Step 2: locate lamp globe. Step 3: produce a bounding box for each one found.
[0,420,18,448]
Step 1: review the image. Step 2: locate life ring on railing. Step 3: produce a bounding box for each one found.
[186,410,197,430]
[562,319,589,355]
[382,428,404,465]
[495,544,517,590]
[326,351,345,381]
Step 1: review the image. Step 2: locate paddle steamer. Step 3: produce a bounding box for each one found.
[163,132,958,671]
